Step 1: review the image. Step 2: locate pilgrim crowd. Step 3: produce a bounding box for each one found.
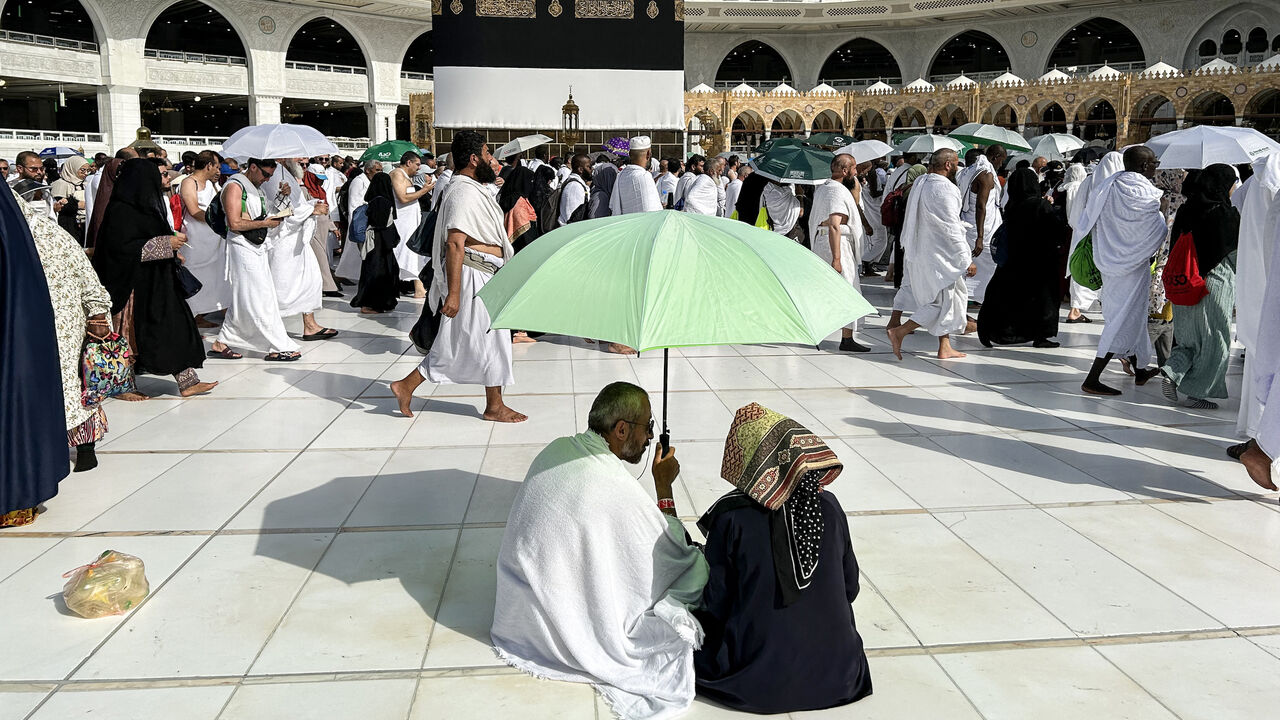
[2,122,1279,719]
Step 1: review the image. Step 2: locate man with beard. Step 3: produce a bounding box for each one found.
[390,131,525,423]
[558,153,592,226]
[492,382,706,718]
[810,154,871,352]
[888,149,974,360]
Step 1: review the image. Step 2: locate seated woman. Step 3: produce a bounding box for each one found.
[694,403,873,714]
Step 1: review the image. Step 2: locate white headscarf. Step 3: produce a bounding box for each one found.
[1069,152,1125,246]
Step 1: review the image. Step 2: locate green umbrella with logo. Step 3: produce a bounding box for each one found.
[360,139,422,163]
[752,137,807,154]
[477,211,875,449]
[947,123,1032,152]
[804,132,854,149]
[749,144,835,185]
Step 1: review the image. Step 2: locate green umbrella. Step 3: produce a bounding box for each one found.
[752,137,807,154]
[804,132,854,149]
[361,139,422,163]
[750,145,835,185]
[947,123,1032,152]
[477,211,875,447]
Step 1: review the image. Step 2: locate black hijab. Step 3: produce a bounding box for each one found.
[92,159,172,312]
[1171,163,1239,275]
[734,170,770,224]
[498,163,535,214]
[364,171,396,229]
[529,165,556,213]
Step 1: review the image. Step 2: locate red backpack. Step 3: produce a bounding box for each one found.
[880,187,907,234]
[1162,231,1209,306]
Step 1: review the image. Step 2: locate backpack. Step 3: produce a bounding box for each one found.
[880,187,907,233]
[1069,234,1103,291]
[990,222,1009,267]
[407,207,436,255]
[348,204,369,247]
[205,187,229,237]
[543,176,588,232]
[1162,231,1209,306]
[336,181,351,224]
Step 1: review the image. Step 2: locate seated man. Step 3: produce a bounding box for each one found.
[694,403,873,713]
[492,382,708,720]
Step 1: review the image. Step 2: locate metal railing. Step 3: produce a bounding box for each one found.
[144,48,247,66]
[1195,52,1271,66]
[712,80,793,91]
[286,61,367,76]
[152,134,228,147]
[928,70,1006,84]
[327,136,371,152]
[1052,60,1146,77]
[0,128,104,144]
[401,71,434,81]
[0,29,97,53]
[822,77,903,89]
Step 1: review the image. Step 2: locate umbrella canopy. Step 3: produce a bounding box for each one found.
[478,211,874,352]
[39,146,82,159]
[361,139,421,163]
[1027,133,1085,158]
[1145,125,1280,169]
[948,123,1032,152]
[750,145,835,185]
[221,123,340,161]
[837,139,895,164]
[1072,146,1109,164]
[805,132,854,149]
[752,137,807,154]
[895,134,965,155]
[496,133,554,160]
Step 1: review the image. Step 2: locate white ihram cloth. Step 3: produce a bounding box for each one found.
[391,168,426,280]
[763,182,802,235]
[904,174,972,337]
[656,172,678,207]
[261,167,322,317]
[1236,154,1280,437]
[960,155,1002,302]
[181,178,231,314]
[809,179,865,332]
[1253,211,1280,467]
[1078,170,1167,365]
[1060,163,1099,309]
[672,173,695,209]
[682,174,724,216]
[492,430,708,720]
[216,175,299,354]
[609,164,663,215]
[861,171,888,263]
[422,174,515,387]
[337,171,371,282]
[84,169,102,220]
[722,178,742,218]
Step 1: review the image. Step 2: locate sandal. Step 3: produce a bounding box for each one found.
[301,328,339,341]
[206,346,243,360]
[1065,316,1093,324]
[264,351,302,362]
[1228,440,1254,461]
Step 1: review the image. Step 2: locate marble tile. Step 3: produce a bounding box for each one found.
[488,394,578,446]
[220,679,417,720]
[852,576,919,650]
[96,397,186,447]
[785,388,915,438]
[400,396,494,448]
[72,534,332,680]
[687,356,779,391]
[21,453,187,532]
[850,435,1028,509]
[423,528,505,669]
[794,655,980,719]
[0,537,62,583]
[276,361,388,399]
[1098,637,1280,720]
[251,530,456,673]
[28,686,233,720]
[467,445,543,524]
[1154,498,1280,570]
[204,397,349,450]
[632,355,711,392]
[104,398,267,451]
[204,364,320,399]
[409,672,596,720]
[938,646,1178,720]
[745,355,841,389]
[0,691,49,720]
[500,360,574,396]
[225,450,392,531]
[312,396,423,449]
[824,439,921,513]
[345,447,485,527]
[571,358,640,394]
[929,433,1135,504]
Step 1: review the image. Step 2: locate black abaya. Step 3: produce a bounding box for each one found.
[694,492,873,713]
[0,182,69,516]
[350,194,401,312]
[978,168,1068,346]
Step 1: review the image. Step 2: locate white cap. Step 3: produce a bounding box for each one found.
[307,163,327,176]
[629,135,652,151]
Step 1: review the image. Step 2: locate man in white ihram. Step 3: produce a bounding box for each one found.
[1077,146,1167,396]
[887,149,974,360]
[609,136,663,215]
[810,154,870,353]
[1233,152,1280,440]
[261,157,337,342]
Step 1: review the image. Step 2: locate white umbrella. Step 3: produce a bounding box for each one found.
[948,122,1032,152]
[837,139,895,164]
[1011,133,1087,163]
[1146,125,1280,169]
[895,134,964,155]
[496,133,554,160]
[220,124,339,161]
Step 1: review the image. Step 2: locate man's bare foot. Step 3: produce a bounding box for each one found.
[179,381,218,397]
[606,343,637,355]
[484,406,528,423]
[512,332,537,344]
[360,307,381,315]
[390,379,415,418]
[1240,441,1277,491]
[118,391,149,402]
[887,326,907,360]
[1081,380,1122,396]
[1119,358,1135,376]
[963,320,977,335]
[937,347,967,359]
[1066,310,1082,321]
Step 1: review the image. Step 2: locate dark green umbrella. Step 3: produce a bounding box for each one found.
[752,137,807,154]
[361,140,421,163]
[804,132,854,149]
[749,145,834,185]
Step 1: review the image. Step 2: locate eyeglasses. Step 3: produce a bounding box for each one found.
[623,419,655,434]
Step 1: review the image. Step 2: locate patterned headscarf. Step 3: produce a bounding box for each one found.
[708,402,842,606]
[603,137,630,158]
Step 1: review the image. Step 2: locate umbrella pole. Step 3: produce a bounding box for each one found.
[660,349,670,454]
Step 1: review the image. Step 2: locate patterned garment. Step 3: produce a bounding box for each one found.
[716,403,843,605]
[19,197,112,440]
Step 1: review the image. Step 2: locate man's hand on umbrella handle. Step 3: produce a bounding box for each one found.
[653,445,680,491]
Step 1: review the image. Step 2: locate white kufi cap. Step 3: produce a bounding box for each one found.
[629,135,652,151]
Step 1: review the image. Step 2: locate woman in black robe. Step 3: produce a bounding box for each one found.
[91,158,214,398]
[350,172,400,314]
[694,403,872,714]
[977,167,1069,348]
[0,182,69,527]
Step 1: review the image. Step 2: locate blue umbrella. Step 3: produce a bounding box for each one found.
[39,146,83,159]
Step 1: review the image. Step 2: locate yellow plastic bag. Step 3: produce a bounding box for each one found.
[62,550,149,618]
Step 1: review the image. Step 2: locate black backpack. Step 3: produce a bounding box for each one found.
[205,187,229,237]
[542,176,588,233]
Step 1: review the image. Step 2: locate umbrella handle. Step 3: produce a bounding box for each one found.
[660,348,670,454]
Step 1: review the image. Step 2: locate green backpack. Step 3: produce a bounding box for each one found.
[1070,234,1103,291]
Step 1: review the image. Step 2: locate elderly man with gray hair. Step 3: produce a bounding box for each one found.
[492,381,708,719]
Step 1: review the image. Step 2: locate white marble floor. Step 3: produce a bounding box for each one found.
[3,280,1279,720]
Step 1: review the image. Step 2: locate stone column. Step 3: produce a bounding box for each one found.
[367,102,398,142]
[97,85,141,150]
[251,95,283,126]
